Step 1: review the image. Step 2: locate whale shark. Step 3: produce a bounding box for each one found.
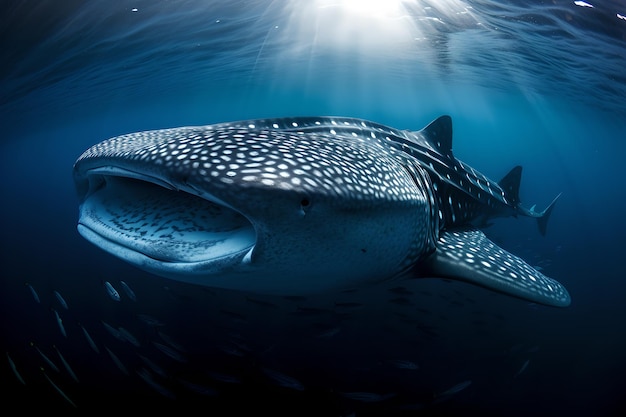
[73,115,570,307]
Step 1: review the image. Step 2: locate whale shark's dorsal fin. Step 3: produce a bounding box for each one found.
[498,165,522,206]
[421,115,453,159]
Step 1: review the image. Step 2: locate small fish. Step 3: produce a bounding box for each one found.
[30,342,60,373]
[138,354,167,378]
[514,359,530,378]
[153,341,187,363]
[117,326,141,347]
[157,331,187,353]
[207,371,241,384]
[6,351,26,385]
[41,367,77,408]
[315,326,341,339]
[226,336,252,353]
[53,345,79,383]
[574,0,594,8]
[103,281,120,302]
[51,308,67,338]
[218,343,246,357]
[119,280,137,301]
[261,367,305,391]
[53,290,69,310]
[25,282,40,303]
[137,313,165,327]
[386,359,419,370]
[177,378,218,396]
[340,391,397,402]
[104,346,129,375]
[78,322,100,354]
[101,320,123,340]
[137,367,176,399]
[437,380,472,397]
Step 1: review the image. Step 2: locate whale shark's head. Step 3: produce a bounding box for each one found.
[73,120,435,294]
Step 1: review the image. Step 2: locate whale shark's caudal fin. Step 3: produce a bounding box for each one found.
[420,229,570,307]
[498,166,560,236]
[536,192,562,236]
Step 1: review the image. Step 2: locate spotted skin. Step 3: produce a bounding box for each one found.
[73,115,570,306]
[423,229,570,305]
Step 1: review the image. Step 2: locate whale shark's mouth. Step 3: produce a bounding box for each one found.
[77,171,256,276]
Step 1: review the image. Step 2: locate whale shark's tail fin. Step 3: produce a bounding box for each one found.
[536,192,562,236]
[499,166,561,236]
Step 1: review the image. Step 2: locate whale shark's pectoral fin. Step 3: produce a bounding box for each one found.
[419,229,570,307]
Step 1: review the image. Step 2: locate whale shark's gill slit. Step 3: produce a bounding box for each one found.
[78,175,256,264]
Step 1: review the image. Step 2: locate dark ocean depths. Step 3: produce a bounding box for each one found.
[1,0,625,415]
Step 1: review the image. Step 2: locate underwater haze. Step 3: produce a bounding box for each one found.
[1,0,626,415]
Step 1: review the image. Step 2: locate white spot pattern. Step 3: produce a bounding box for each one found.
[76,118,430,208]
[437,229,569,305]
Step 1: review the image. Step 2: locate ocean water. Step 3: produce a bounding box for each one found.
[1,0,625,415]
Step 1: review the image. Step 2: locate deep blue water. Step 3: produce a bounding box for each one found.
[1,0,625,415]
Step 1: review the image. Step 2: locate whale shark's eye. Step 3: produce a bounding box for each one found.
[298,197,311,218]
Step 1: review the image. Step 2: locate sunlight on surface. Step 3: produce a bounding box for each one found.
[320,0,410,18]
[274,0,479,55]
[308,0,417,51]
[251,0,483,117]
